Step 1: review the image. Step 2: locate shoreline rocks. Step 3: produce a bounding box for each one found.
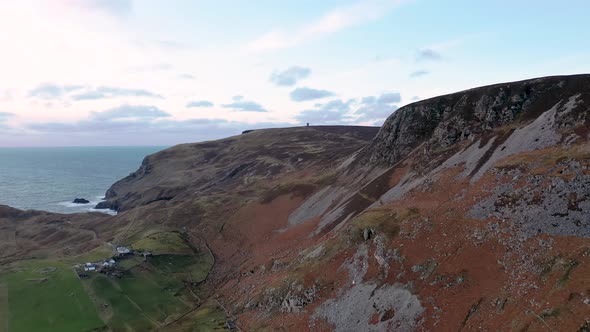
[72,198,90,204]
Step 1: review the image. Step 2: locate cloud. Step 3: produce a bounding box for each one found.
[376,92,401,104]
[66,0,132,16]
[186,100,214,108]
[90,105,170,121]
[29,83,84,99]
[29,83,162,101]
[415,48,442,61]
[178,74,196,80]
[355,92,400,123]
[221,97,268,112]
[411,96,421,101]
[22,106,293,145]
[154,40,187,50]
[409,70,430,78]
[293,91,399,125]
[295,99,354,124]
[0,90,13,102]
[128,63,173,72]
[26,105,170,135]
[290,87,335,102]
[0,112,15,121]
[71,86,163,100]
[270,66,311,86]
[247,0,405,52]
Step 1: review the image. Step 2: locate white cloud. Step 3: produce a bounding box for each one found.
[290,87,335,102]
[246,0,405,52]
[270,66,311,86]
[221,97,268,112]
[0,112,15,121]
[186,100,214,108]
[63,0,132,16]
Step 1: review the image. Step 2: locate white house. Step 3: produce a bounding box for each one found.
[102,259,116,267]
[116,246,131,254]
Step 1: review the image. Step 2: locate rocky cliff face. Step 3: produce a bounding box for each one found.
[2,75,590,331]
[365,74,589,166]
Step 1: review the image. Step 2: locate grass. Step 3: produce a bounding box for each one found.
[185,303,228,331]
[149,253,214,283]
[556,260,578,288]
[260,182,316,204]
[163,302,228,332]
[0,260,105,332]
[259,171,338,204]
[495,144,590,173]
[86,267,189,331]
[539,307,561,320]
[349,208,402,243]
[61,243,114,265]
[117,255,144,270]
[0,283,8,332]
[130,231,193,254]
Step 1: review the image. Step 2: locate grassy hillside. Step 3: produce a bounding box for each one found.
[0,260,104,332]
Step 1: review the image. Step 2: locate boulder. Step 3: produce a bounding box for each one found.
[72,198,90,204]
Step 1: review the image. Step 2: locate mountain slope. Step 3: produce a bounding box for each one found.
[1,75,590,331]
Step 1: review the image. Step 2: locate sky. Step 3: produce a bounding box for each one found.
[0,0,589,146]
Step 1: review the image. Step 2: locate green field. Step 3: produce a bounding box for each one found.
[0,242,214,332]
[150,253,213,283]
[130,231,193,253]
[85,266,190,331]
[162,303,228,332]
[62,243,114,265]
[117,255,144,270]
[0,260,105,332]
[0,283,8,332]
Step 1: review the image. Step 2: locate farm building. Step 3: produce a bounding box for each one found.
[102,258,116,267]
[116,246,131,254]
[84,264,97,272]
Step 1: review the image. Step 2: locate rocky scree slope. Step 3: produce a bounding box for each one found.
[2,75,590,331]
[214,74,590,331]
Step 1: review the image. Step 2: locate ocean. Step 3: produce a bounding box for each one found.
[0,146,165,214]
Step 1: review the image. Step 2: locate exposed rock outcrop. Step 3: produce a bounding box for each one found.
[364,74,590,166]
[72,198,90,204]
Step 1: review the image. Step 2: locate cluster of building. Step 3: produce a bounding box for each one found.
[82,258,116,272]
[75,246,154,279]
[75,246,134,277]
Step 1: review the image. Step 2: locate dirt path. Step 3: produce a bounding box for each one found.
[0,283,9,332]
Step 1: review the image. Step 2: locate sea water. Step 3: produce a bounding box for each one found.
[0,146,165,214]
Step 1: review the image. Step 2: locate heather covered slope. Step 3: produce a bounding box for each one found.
[97,125,379,212]
[209,74,590,331]
[1,75,590,331]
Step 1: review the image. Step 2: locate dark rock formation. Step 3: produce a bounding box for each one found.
[364,74,590,166]
[72,198,90,204]
[94,201,115,210]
